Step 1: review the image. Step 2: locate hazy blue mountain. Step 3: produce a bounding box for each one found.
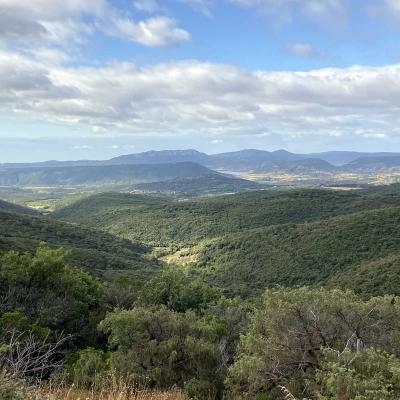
[0,162,214,186]
[309,151,400,166]
[2,149,400,173]
[205,149,305,171]
[0,160,100,169]
[106,149,209,165]
[342,156,400,173]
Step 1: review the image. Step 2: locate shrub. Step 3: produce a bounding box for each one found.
[99,306,222,398]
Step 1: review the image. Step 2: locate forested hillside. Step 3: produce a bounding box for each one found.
[0,207,159,279]
[193,206,400,296]
[54,185,400,247]
[133,173,259,196]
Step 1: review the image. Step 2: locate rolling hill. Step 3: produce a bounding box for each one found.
[53,185,400,248]
[51,185,400,297]
[133,173,259,196]
[0,204,159,280]
[191,206,400,296]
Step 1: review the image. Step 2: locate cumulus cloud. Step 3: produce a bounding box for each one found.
[1,49,399,143]
[0,0,190,47]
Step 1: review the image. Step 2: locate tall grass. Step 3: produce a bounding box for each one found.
[0,371,188,400]
[40,386,188,400]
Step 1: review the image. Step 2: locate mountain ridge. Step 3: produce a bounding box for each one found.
[3,149,400,170]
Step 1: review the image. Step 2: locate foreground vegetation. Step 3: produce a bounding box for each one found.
[2,184,400,398]
[2,245,400,399]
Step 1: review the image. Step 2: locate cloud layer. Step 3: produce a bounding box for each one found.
[1,48,399,141]
[1,0,400,149]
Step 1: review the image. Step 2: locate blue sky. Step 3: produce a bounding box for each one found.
[1,0,400,161]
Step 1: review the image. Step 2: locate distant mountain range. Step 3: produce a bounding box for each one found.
[2,149,400,172]
[1,150,400,188]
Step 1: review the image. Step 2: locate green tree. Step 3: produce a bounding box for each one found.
[68,348,109,389]
[0,245,104,334]
[140,268,221,313]
[99,306,221,398]
[310,348,400,400]
[226,287,400,399]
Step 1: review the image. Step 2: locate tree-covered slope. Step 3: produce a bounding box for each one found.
[134,173,259,196]
[192,206,400,296]
[53,185,400,248]
[327,252,400,297]
[0,162,214,186]
[0,209,159,279]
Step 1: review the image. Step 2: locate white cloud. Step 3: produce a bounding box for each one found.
[27,48,72,64]
[109,16,191,46]
[1,49,399,144]
[0,0,105,41]
[286,43,325,59]
[211,139,224,144]
[0,0,190,47]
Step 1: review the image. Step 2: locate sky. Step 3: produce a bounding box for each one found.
[1,0,400,162]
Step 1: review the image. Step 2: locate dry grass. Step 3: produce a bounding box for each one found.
[39,386,188,400]
[1,369,189,400]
